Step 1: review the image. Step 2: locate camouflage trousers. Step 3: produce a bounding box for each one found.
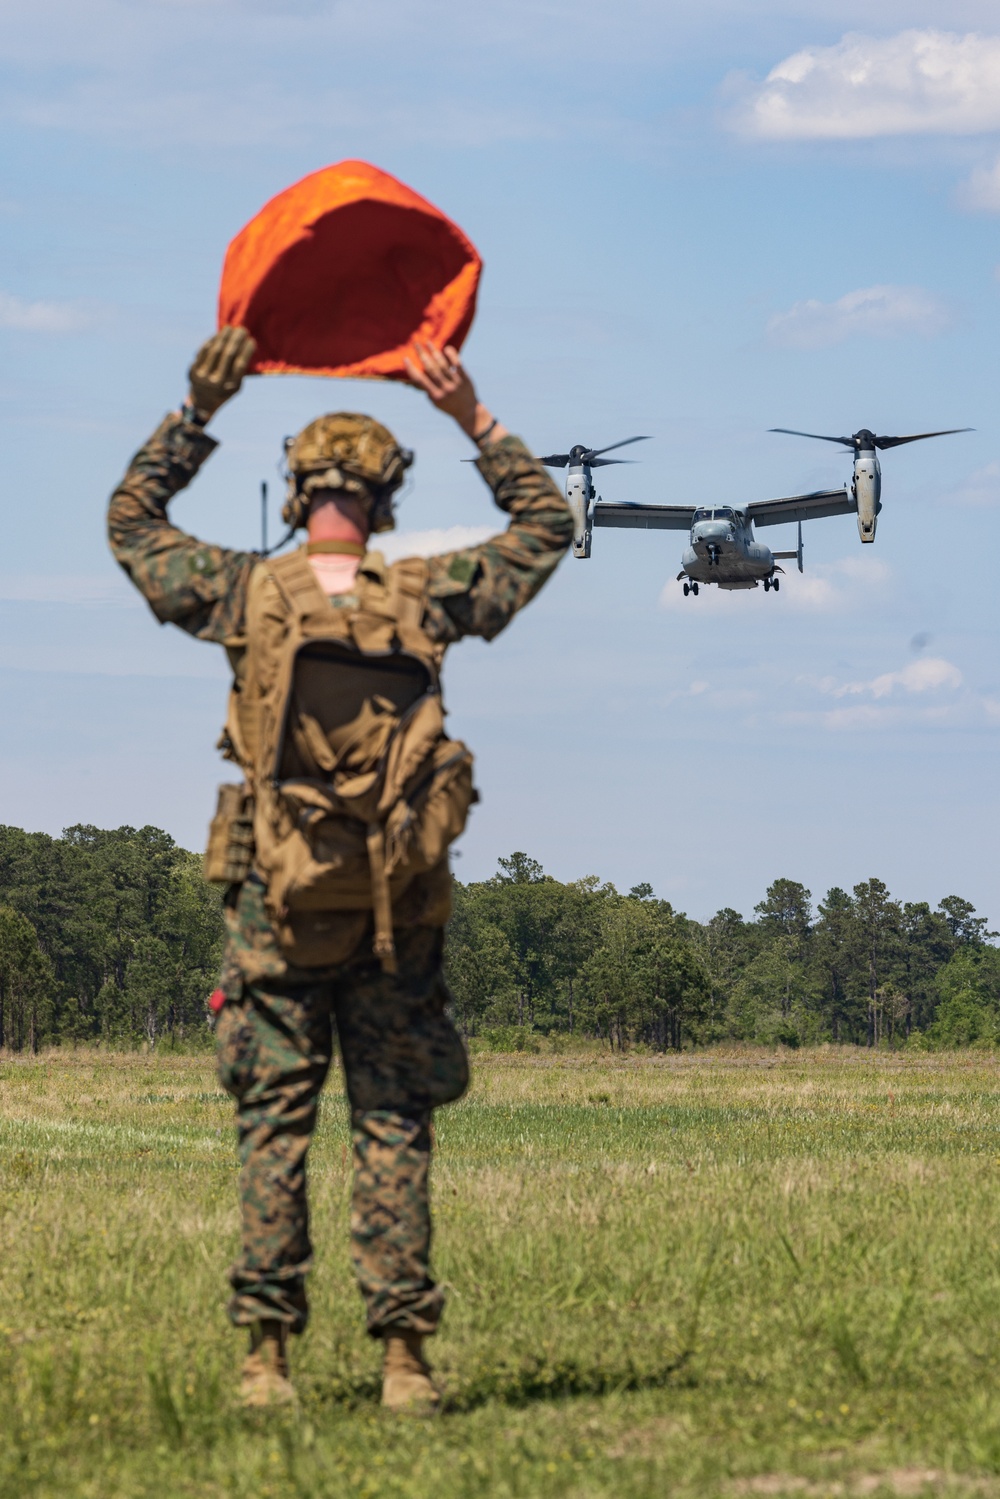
[215,921,468,1338]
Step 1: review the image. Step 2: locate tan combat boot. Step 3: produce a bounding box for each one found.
[240,1319,296,1408]
[381,1329,440,1414]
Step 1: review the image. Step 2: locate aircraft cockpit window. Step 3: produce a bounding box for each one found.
[714,508,734,521]
[692,508,712,523]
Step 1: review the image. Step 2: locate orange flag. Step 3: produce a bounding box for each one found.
[218,160,482,382]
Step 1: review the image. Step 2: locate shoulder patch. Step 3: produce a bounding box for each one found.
[447,554,478,586]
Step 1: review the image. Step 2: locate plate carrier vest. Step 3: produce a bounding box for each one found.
[206,546,476,972]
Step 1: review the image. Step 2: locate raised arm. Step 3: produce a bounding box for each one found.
[107,328,258,647]
[403,343,573,643]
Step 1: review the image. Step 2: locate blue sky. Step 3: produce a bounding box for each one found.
[2,0,1000,922]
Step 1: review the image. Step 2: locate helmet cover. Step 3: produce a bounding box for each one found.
[282,412,413,532]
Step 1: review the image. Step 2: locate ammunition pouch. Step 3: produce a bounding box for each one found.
[204,783,255,886]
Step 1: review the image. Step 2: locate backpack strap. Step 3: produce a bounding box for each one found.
[366,822,398,975]
[388,557,430,654]
[266,546,331,626]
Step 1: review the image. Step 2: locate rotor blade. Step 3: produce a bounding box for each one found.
[585,435,651,459]
[874,428,973,450]
[588,457,636,467]
[769,428,853,447]
[538,453,571,467]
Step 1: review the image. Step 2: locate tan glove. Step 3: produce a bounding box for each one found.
[187,325,257,419]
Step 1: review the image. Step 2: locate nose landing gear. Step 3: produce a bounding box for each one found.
[763,576,780,593]
[682,581,700,597]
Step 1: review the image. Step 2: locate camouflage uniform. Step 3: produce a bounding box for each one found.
[108,408,571,1337]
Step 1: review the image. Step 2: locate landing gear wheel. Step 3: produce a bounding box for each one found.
[763,578,771,592]
[683,583,690,596]
[691,583,699,596]
[773,577,780,592]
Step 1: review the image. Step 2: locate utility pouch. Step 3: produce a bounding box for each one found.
[204,783,255,886]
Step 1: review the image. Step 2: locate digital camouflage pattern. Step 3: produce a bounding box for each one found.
[215,922,467,1335]
[108,405,570,1337]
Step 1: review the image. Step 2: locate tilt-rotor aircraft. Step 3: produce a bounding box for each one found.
[540,426,971,595]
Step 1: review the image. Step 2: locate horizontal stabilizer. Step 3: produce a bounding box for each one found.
[771,520,805,572]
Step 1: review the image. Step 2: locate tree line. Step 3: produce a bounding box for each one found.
[0,825,995,1052]
[445,854,1000,1051]
[0,824,222,1050]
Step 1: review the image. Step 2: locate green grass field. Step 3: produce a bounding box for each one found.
[4,1045,1000,1497]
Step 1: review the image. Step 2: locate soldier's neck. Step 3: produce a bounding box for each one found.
[306,496,370,597]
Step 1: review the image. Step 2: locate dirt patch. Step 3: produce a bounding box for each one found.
[731,1469,994,1497]
[604,1416,688,1458]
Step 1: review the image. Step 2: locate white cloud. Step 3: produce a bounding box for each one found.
[779,651,1000,733]
[0,291,93,333]
[957,157,1000,211]
[780,555,891,611]
[730,30,1000,140]
[377,525,497,562]
[766,285,952,350]
[818,703,904,730]
[5,4,1000,156]
[781,694,986,732]
[822,656,963,700]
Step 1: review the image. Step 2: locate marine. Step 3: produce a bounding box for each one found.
[107,326,572,1410]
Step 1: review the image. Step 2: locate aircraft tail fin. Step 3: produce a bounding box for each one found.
[771,522,804,572]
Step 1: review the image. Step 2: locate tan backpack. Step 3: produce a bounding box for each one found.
[205,546,476,972]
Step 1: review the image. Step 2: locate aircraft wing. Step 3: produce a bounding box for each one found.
[592,502,695,531]
[748,486,855,528]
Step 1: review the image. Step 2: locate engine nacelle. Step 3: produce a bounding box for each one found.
[567,469,594,558]
[853,453,881,542]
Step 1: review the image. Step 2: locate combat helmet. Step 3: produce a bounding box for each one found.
[282,413,413,533]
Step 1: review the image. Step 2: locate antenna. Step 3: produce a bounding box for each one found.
[261,481,268,555]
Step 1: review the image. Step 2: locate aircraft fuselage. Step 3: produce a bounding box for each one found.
[681,508,775,590]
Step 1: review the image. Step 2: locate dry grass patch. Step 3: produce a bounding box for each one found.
[732,1470,994,1496]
